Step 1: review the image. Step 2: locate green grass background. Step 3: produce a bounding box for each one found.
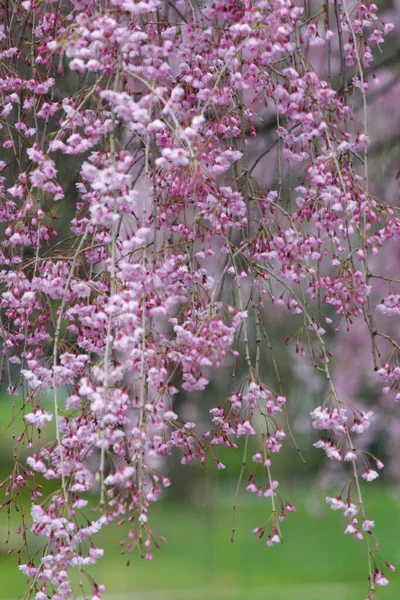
[1,483,399,600]
[1,395,400,599]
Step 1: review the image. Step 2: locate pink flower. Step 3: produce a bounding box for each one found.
[326,496,345,511]
[362,519,375,531]
[362,468,379,482]
[164,410,178,421]
[313,438,326,449]
[343,503,358,518]
[24,409,53,429]
[351,411,374,434]
[236,421,256,438]
[266,532,281,546]
[374,571,390,586]
[344,450,358,462]
[310,405,347,435]
[1,0,398,594]
[344,521,358,535]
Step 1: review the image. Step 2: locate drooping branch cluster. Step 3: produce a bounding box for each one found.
[0,1,398,599]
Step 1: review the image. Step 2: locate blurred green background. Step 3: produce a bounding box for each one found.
[1,378,400,599]
[1,483,400,599]
[1,382,400,600]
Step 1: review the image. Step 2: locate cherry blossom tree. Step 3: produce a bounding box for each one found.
[0,0,399,599]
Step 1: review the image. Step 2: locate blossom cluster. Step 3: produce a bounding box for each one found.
[0,0,398,599]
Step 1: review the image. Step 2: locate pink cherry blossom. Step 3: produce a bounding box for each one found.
[374,571,390,586]
[24,409,53,429]
[362,468,379,482]
[0,0,397,597]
